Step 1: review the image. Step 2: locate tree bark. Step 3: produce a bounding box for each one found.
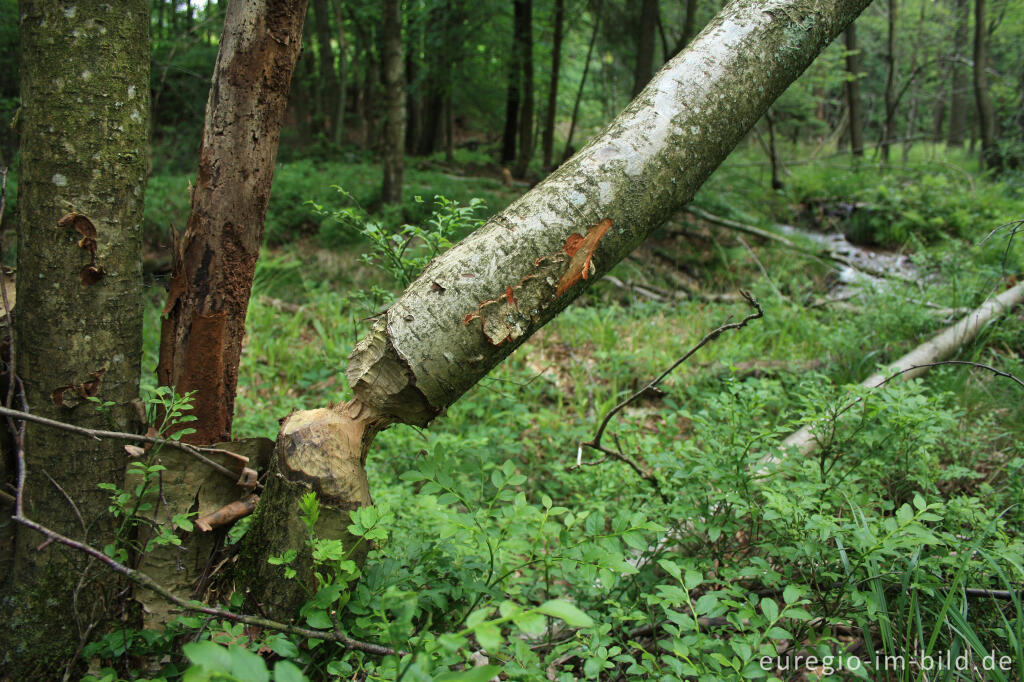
[946,0,969,147]
[349,0,873,427]
[312,0,340,136]
[331,0,348,145]
[542,0,564,170]
[157,0,307,444]
[381,0,405,204]
[844,23,864,156]
[632,0,659,97]
[2,1,148,675]
[881,0,897,162]
[242,0,874,618]
[680,0,699,50]
[513,0,535,178]
[973,0,1000,171]
[501,1,522,165]
[562,13,601,164]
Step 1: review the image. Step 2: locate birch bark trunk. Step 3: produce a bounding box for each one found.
[241,0,875,614]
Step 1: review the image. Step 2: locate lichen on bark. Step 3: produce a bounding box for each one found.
[347,0,872,427]
[2,1,149,675]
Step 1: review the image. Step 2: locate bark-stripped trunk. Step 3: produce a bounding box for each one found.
[973,0,1000,171]
[242,0,874,615]
[2,2,148,675]
[157,0,307,444]
[632,0,659,97]
[844,23,864,156]
[542,0,564,170]
[513,0,535,178]
[946,0,969,147]
[381,0,405,204]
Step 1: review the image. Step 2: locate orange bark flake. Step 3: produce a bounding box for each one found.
[556,218,612,297]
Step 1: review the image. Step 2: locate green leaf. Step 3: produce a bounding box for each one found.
[536,600,594,628]
[228,644,269,682]
[435,665,502,682]
[474,622,502,651]
[761,597,779,622]
[266,635,299,658]
[512,610,548,635]
[782,585,801,605]
[304,609,332,629]
[183,641,231,671]
[272,660,307,682]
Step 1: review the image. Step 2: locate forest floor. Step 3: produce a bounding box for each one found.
[127,143,1024,679]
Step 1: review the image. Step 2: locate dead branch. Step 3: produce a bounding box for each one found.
[575,291,763,493]
[0,404,256,488]
[195,494,259,532]
[775,280,1024,462]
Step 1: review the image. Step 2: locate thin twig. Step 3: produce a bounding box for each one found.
[585,290,763,450]
[11,512,404,656]
[0,405,255,487]
[736,235,788,301]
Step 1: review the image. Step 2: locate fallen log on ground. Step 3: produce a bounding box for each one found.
[773,279,1024,462]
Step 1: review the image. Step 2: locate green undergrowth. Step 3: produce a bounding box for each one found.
[109,153,1024,681]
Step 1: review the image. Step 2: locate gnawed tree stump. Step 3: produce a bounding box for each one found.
[238,402,387,620]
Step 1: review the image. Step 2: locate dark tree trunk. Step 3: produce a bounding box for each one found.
[332,0,348,144]
[513,0,535,178]
[679,0,699,51]
[947,0,969,147]
[562,13,600,164]
[542,0,564,170]
[881,0,897,162]
[158,0,308,444]
[632,0,659,97]
[844,23,864,156]
[501,1,523,165]
[404,25,421,154]
[973,0,1000,170]
[381,0,405,204]
[2,2,148,675]
[312,0,340,136]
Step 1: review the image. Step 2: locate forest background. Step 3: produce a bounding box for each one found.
[1,0,1024,679]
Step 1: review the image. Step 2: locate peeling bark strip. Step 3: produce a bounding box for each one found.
[348,0,872,427]
[158,0,307,444]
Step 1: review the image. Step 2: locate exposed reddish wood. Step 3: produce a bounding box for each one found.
[196,494,260,532]
[157,0,308,444]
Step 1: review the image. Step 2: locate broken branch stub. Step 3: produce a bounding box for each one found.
[348,0,872,426]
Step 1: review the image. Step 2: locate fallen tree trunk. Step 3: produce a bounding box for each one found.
[779,280,1024,459]
[240,0,874,616]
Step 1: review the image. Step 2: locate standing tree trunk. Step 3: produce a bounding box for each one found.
[973,0,1000,171]
[501,1,523,165]
[513,0,535,178]
[632,0,659,97]
[844,23,864,156]
[1,2,148,675]
[946,0,969,147]
[562,13,601,163]
[157,0,308,445]
[542,0,564,170]
[332,0,348,145]
[240,0,875,614]
[679,0,699,50]
[381,0,405,204]
[881,0,897,162]
[312,0,341,136]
